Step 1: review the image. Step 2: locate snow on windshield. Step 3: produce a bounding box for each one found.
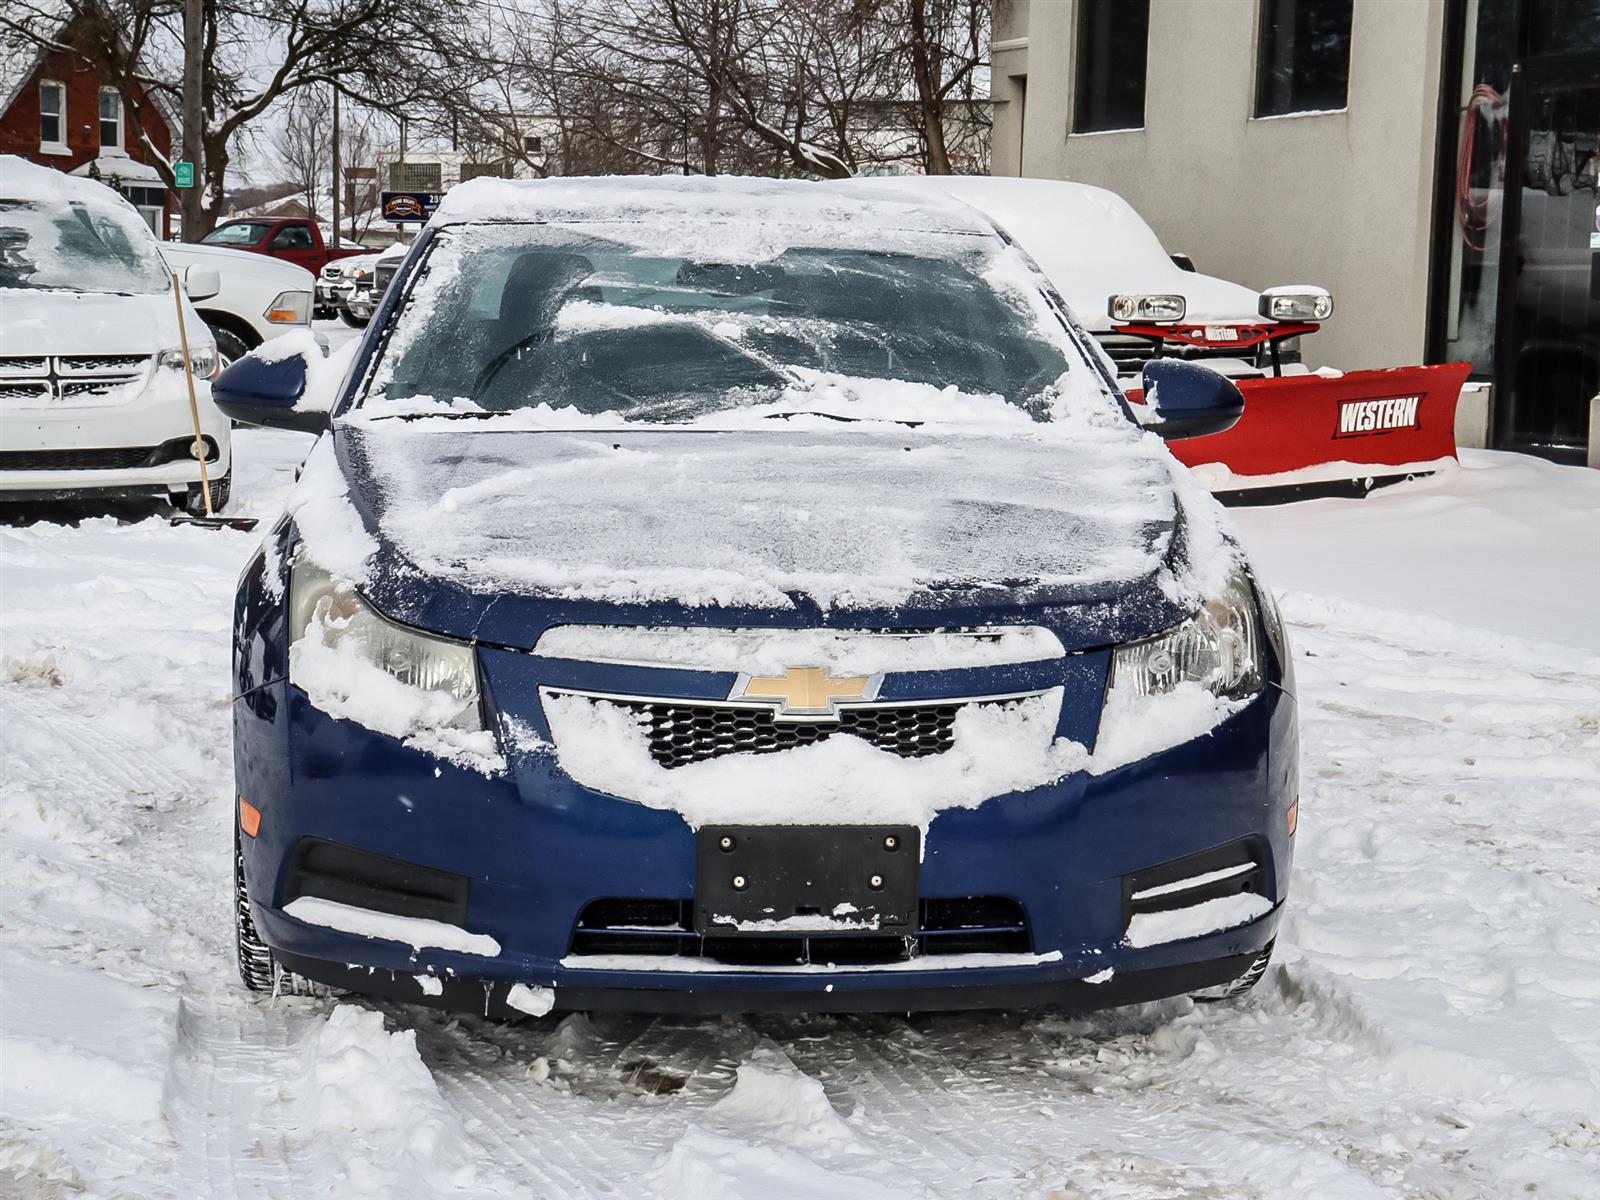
[0,161,170,295]
[362,222,1082,425]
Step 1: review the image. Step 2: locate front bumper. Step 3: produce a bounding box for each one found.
[235,662,1297,1013]
[0,378,232,496]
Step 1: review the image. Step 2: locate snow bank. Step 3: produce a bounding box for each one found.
[544,688,1084,833]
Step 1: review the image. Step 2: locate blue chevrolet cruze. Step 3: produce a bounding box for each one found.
[216,177,1296,1016]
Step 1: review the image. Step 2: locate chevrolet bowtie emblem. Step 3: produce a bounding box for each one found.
[732,666,882,721]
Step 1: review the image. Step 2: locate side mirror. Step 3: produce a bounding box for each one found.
[212,352,328,434]
[1169,252,1197,273]
[1140,359,1245,440]
[183,265,221,301]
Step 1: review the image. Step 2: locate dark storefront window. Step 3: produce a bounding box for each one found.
[1435,0,1600,458]
[1255,0,1354,117]
[1074,0,1149,133]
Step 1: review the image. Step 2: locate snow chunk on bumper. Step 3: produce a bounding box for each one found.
[543,687,1085,832]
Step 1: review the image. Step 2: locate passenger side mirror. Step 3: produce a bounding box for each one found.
[211,351,329,434]
[1140,359,1245,440]
[183,265,221,301]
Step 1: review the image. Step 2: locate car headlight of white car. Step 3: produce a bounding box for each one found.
[1108,293,1187,323]
[288,557,483,731]
[265,290,313,325]
[1258,288,1334,321]
[1107,565,1264,702]
[157,344,220,378]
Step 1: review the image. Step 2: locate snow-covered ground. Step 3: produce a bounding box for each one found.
[3,374,1597,1196]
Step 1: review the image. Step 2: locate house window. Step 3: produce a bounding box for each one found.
[39,81,66,150]
[1073,0,1150,134]
[99,88,124,150]
[1255,0,1354,118]
[523,135,543,154]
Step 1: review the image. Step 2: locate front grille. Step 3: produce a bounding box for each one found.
[0,354,148,401]
[597,698,969,769]
[0,446,157,471]
[373,262,398,296]
[1095,333,1268,379]
[570,896,1030,965]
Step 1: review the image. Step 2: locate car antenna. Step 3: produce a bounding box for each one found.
[167,271,259,532]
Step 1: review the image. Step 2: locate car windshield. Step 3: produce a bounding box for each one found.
[202,222,272,246]
[0,199,170,295]
[367,224,1075,423]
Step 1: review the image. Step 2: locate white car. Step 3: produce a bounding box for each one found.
[315,253,381,326]
[859,176,1334,387]
[0,156,233,514]
[160,240,316,363]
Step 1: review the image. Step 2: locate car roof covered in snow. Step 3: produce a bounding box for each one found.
[428,174,1001,262]
[854,175,1263,327]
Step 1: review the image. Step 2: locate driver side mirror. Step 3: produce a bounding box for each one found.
[1139,359,1245,440]
[211,351,328,434]
[182,265,221,301]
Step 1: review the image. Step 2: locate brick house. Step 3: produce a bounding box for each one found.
[0,12,177,237]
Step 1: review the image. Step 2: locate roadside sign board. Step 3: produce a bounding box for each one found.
[173,161,195,188]
[381,191,443,223]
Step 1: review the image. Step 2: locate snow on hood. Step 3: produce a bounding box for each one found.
[335,423,1179,612]
[0,290,189,358]
[855,177,1264,328]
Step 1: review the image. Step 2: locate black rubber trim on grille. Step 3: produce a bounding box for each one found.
[0,437,217,473]
[569,895,1031,963]
[589,696,969,769]
[283,837,470,925]
[1121,836,1270,922]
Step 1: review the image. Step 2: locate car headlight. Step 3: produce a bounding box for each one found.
[265,289,312,324]
[158,344,219,378]
[1109,293,1187,323]
[289,557,483,730]
[1108,565,1264,701]
[1258,289,1334,321]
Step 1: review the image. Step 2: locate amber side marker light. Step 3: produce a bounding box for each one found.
[239,796,262,838]
[265,307,301,324]
[1286,798,1299,836]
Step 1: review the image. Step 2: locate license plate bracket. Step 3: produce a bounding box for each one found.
[695,825,920,936]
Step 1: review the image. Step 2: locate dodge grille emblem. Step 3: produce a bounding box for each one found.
[731,667,882,721]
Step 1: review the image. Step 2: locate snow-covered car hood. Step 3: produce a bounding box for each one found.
[0,289,190,358]
[320,421,1200,639]
[856,177,1263,329]
[162,240,316,290]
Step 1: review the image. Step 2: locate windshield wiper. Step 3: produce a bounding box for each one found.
[762,409,924,428]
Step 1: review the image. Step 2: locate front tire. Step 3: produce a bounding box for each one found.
[234,826,323,996]
[208,325,251,367]
[1191,939,1275,1003]
[180,467,231,516]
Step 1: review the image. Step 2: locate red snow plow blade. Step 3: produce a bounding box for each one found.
[1130,363,1473,504]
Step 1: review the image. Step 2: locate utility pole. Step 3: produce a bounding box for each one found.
[331,85,341,248]
[181,0,204,240]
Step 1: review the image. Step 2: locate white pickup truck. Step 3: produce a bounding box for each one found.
[160,240,317,363]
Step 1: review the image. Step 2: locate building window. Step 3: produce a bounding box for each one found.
[1073,0,1150,134]
[1255,0,1354,118]
[99,88,124,150]
[39,81,67,150]
[523,135,543,154]
[388,161,441,192]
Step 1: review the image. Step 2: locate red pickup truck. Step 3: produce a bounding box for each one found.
[199,218,368,277]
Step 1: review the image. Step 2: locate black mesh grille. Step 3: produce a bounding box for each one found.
[0,357,46,373]
[595,698,967,769]
[57,355,148,372]
[0,382,49,400]
[0,446,157,471]
[570,896,1030,964]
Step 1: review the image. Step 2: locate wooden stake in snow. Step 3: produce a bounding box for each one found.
[172,270,216,516]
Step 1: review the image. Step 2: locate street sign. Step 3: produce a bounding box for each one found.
[174,161,195,188]
[381,191,443,223]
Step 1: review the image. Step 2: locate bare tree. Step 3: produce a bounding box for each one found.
[276,91,331,218]
[1,0,492,238]
[903,0,988,174]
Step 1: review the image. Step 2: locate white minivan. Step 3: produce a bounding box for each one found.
[0,156,233,514]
